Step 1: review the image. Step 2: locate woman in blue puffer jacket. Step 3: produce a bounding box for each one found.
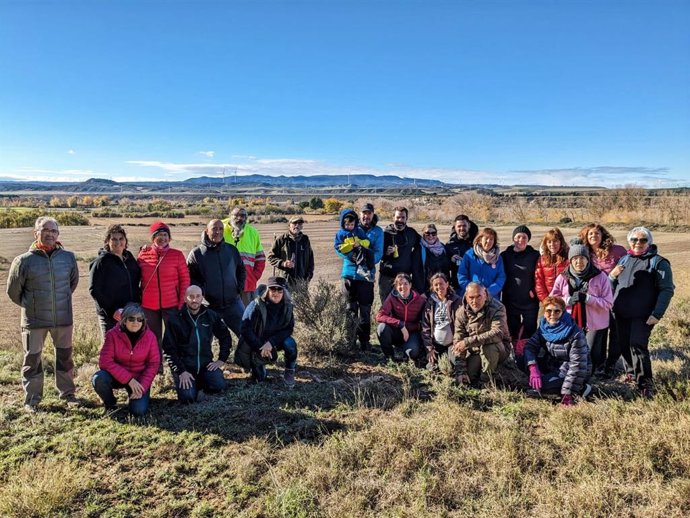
[457,227,506,298]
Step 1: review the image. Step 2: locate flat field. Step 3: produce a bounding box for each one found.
[0,218,689,517]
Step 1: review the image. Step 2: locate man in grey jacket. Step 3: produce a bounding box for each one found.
[6,217,80,412]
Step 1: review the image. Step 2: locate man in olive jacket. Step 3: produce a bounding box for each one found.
[450,282,510,387]
[163,285,232,403]
[6,217,79,412]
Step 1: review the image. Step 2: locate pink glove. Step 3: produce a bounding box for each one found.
[528,364,542,390]
[561,394,574,407]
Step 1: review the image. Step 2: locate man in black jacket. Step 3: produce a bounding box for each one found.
[187,219,246,338]
[163,285,232,403]
[379,206,424,303]
[267,216,314,287]
[445,215,477,288]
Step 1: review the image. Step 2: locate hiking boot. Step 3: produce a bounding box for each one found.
[24,403,38,414]
[62,395,82,408]
[360,341,372,352]
[640,387,654,399]
[283,368,296,388]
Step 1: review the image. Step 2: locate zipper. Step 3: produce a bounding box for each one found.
[48,251,56,326]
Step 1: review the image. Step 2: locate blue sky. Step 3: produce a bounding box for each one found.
[1,0,688,187]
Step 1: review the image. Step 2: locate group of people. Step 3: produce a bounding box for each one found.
[5,204,674,414]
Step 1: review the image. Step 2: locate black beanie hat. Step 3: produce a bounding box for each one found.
[512,225,531,241]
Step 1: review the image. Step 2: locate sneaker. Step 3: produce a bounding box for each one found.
[63,395,82,408]
[580,384,592,399]
[640,387,654,399]
[283,368,296,388]
[24,403,38,414]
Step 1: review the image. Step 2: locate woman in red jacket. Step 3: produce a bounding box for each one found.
[137,221,190,347]
[535,228,569,302]
[92,304,160,416]
[376,273,427,364]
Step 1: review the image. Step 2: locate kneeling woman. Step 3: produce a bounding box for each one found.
[524,296,592,406]
[235,277,298,387]
[421,273,462,371]
[92,304,160,416]
[377,273,427,363]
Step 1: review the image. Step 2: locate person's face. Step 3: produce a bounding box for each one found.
[360,210,373,226]
[587,228,602,248]
[544,305,564,325]
[124,313,145,332]
[153,231,170,248]
[343,219,356,231]
[546,238,561,255]
[268,286,284,303]
[35,221,59,247]
[454,219,469,239]
[206,220,224,243]
[108,232,127,255]
[423,228,438,244]
[513,233,529,252]
[629,232,650,255]
[395,278,412,297]
[185,287,204,312]
[393,211,407,230]
[289,222,303,235]
[465,285,487,312]
[231,209,247,227]
[571,255,588,273]
[480,234,495,252]
[431,277,449,299]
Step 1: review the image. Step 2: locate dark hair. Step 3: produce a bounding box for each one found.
[539,228,568,266]
[579,223,616,260]
[454,214,470,223]
[429,272,449,284]
[393,206,408,217]
[103,224,128,251]
[394,272,412,286]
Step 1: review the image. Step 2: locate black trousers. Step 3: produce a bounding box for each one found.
[342,278,375,346]
[615,316,654,389]
[505,305,539,342]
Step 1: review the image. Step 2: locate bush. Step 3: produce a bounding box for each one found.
[291,279,356,358]
[308,197,324,210]
[0,209,89,229]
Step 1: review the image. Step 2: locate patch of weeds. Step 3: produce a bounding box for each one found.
[266,482,319,518]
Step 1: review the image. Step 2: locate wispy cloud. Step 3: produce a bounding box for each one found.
[507,167,673,187]
[197,150,215,158]
[67,149,76,155]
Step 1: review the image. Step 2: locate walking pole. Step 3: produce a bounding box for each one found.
[272,232,277,276]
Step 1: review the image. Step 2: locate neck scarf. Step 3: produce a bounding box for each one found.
[540,310,577,343]
[473,243,499,266]
[420,237,445,256]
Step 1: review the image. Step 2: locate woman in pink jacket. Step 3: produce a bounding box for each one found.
[137,221,190,346]
[551,239,613,373]
[579,223,627,377]
[92,304,160,416]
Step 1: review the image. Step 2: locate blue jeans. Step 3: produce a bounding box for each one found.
[251,337,298,382]
[173,367,227,403]
[92,370,150,416]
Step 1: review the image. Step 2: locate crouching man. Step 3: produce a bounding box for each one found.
[235,277,298,388]
[163,285,232,403]
[450,282,510,387]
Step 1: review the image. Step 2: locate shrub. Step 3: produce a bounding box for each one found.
[291,279,356,358]
[0,209,89,229]
[308,197,324,210]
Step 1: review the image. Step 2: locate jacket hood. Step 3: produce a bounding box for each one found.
[339,208,359,229]
[391,288,420,302]
[256,283,293,304]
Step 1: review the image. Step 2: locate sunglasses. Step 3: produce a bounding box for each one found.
[544,309,562,315]
[424,231,437,236]
[268,286,284,292]
[630,237,648,244]
[126,316,144,323]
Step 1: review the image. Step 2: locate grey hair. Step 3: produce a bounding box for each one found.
[34,216,59,231]
[120,303,146,327]
[627,226,653,245]
[231,206,248,215]
[466,282,487,294]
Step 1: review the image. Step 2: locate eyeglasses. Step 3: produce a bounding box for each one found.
[126,316,144,323]
[424,232,437,236]
[544,309,562,315]
[630,237,648,244]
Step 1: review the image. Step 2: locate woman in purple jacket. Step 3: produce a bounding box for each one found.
[551,239,613,373]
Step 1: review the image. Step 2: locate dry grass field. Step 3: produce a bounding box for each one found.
[0,217,689,517]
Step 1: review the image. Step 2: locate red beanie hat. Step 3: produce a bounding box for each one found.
[149,221,170,238]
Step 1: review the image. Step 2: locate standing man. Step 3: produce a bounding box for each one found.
[379,206,424,303]
[267,216,314,287]
[446,215,477,288]
[162,285,232,403]
[6,217,80,412]
[222,207,266,306]
[187,219,246,338]
[335,203,384,351]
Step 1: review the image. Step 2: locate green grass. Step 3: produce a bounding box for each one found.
[1,304,689,517]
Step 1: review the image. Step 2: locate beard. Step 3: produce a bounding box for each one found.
[394,222,406,231]
[231,220,245,239]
